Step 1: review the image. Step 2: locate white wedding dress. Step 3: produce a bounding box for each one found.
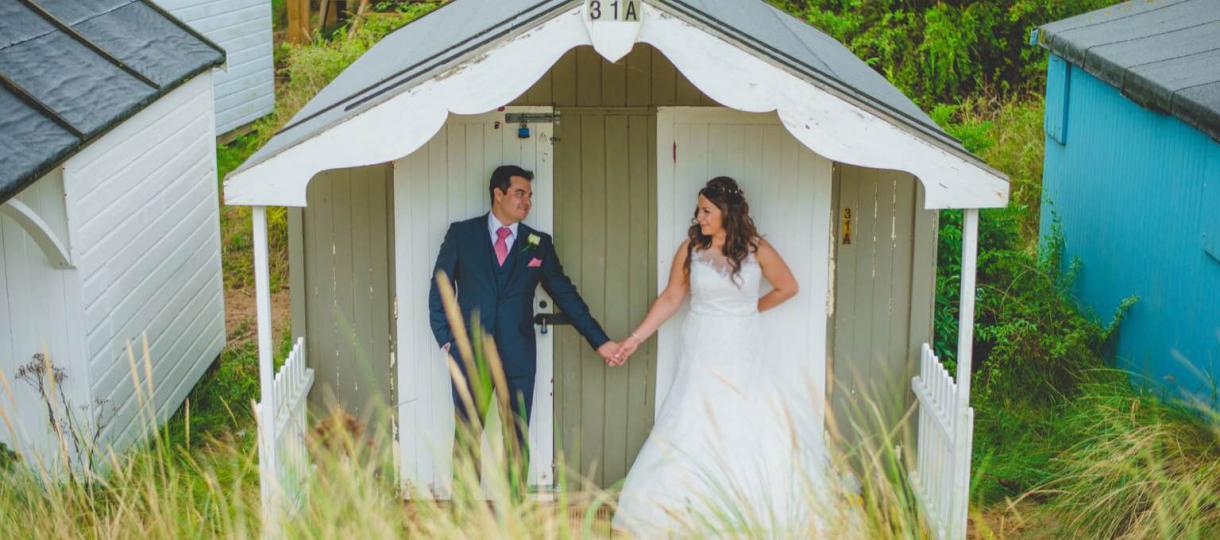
[613,249,826,537]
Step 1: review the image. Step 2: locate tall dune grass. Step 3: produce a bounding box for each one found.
[4,282,1218,538]
[1034,370,1220,539]
[0,275,937,539]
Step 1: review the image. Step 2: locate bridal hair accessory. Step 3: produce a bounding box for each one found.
[710,184,744,197]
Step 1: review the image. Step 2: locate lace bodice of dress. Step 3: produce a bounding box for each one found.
[688,248,761,317]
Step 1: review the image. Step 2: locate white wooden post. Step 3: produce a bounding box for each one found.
[253,206,279,534]
[951,208,979,538]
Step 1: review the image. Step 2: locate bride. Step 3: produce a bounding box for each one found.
[609,176,825,536]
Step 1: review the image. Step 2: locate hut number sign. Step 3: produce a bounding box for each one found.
[586,0,639,22]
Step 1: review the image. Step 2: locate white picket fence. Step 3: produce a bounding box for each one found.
[257,337,314,527]
[911,342,974,540]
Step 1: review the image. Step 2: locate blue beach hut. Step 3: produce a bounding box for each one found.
[1036,0,1220,404]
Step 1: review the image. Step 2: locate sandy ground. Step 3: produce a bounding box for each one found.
[224,287,292,346]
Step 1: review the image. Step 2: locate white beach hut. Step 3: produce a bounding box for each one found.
[226,2,1008,537]
[0,0,227,467]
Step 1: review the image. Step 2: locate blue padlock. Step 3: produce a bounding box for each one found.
[518,124,530,139]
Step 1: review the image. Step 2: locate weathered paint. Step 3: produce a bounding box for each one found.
[552,108,658,488]
[223,6,1007,209]
[831,166,937,449]
[1041,55,1220,404]
[390,110,557,497]
[301,164,395,423]
[513,44,714,108]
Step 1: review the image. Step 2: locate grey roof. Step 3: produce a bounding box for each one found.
[235,0,970,176]
[0,0,225,203]
[1039,0,1220,140]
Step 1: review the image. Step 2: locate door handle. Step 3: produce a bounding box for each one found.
[533,312,572,335]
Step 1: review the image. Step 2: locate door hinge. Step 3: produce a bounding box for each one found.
[393,296,398,320]
[672,141,677,163]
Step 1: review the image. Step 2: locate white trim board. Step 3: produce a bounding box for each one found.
[0,199,72,269]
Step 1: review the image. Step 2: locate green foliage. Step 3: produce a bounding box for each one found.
[777,0,1122,106]
[920,90,1220,540]
[218,5,441,291]
[927,94,1143,503]
[164,341,260,448]
[0,443,16,471]
[0,273,915,539]
[163,332,295,449]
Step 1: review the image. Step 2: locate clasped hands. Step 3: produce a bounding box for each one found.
[596,333,644,367]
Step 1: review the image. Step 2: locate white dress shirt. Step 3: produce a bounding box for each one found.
[488,213,519,251]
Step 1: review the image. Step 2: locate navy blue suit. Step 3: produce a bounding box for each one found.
[428,215,609,437]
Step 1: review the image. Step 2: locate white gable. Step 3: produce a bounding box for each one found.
[224,3,1007,209]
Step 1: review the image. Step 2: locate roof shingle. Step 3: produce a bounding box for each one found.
[0,0,225,203]
[1039,0,1220,140]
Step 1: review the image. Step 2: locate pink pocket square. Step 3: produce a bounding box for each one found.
[528,257,543,268]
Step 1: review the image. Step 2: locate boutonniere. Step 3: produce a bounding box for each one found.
[520,233,541,253]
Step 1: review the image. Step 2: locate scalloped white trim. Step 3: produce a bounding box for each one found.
[224,3,1007,209]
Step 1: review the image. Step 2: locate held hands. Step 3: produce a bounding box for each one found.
[597,341,622,366]
[616,335,641,365]
[603,333,643,367]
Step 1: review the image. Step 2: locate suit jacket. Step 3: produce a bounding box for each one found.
[428,214,609,377]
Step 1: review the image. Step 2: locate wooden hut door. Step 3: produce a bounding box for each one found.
[656,107,834,451]
[552,108,658,489]
[392,107,556,497]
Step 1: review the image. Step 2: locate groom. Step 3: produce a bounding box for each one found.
[428,165,621,483]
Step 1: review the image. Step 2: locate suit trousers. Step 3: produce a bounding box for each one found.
[451,363,534,488]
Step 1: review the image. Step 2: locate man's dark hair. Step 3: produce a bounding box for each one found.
[489,165,534,203]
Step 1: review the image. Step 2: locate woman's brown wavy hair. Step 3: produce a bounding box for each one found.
[684,176,760,286]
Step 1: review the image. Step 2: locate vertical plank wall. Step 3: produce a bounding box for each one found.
[1041,59,1220,400]
[299,165,395,425]
[552,109,658,488]
[0,169,86,461]
[513,44,704,487]
[831,166,937,449]
[512,44,716,108]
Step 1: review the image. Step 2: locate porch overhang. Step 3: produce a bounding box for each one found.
[223,1,1008,210]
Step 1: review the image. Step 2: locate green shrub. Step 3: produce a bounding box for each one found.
[778,0,1122,106]
[218,6,442,291]
[925,94,1142,503]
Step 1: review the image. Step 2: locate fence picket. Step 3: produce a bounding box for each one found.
[258,337,314,520]
[911,343,974,540]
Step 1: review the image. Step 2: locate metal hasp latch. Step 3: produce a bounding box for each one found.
[506,112,561,139]
[533,312,572,335]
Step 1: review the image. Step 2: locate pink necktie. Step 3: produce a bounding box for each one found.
[495,226,511,266]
